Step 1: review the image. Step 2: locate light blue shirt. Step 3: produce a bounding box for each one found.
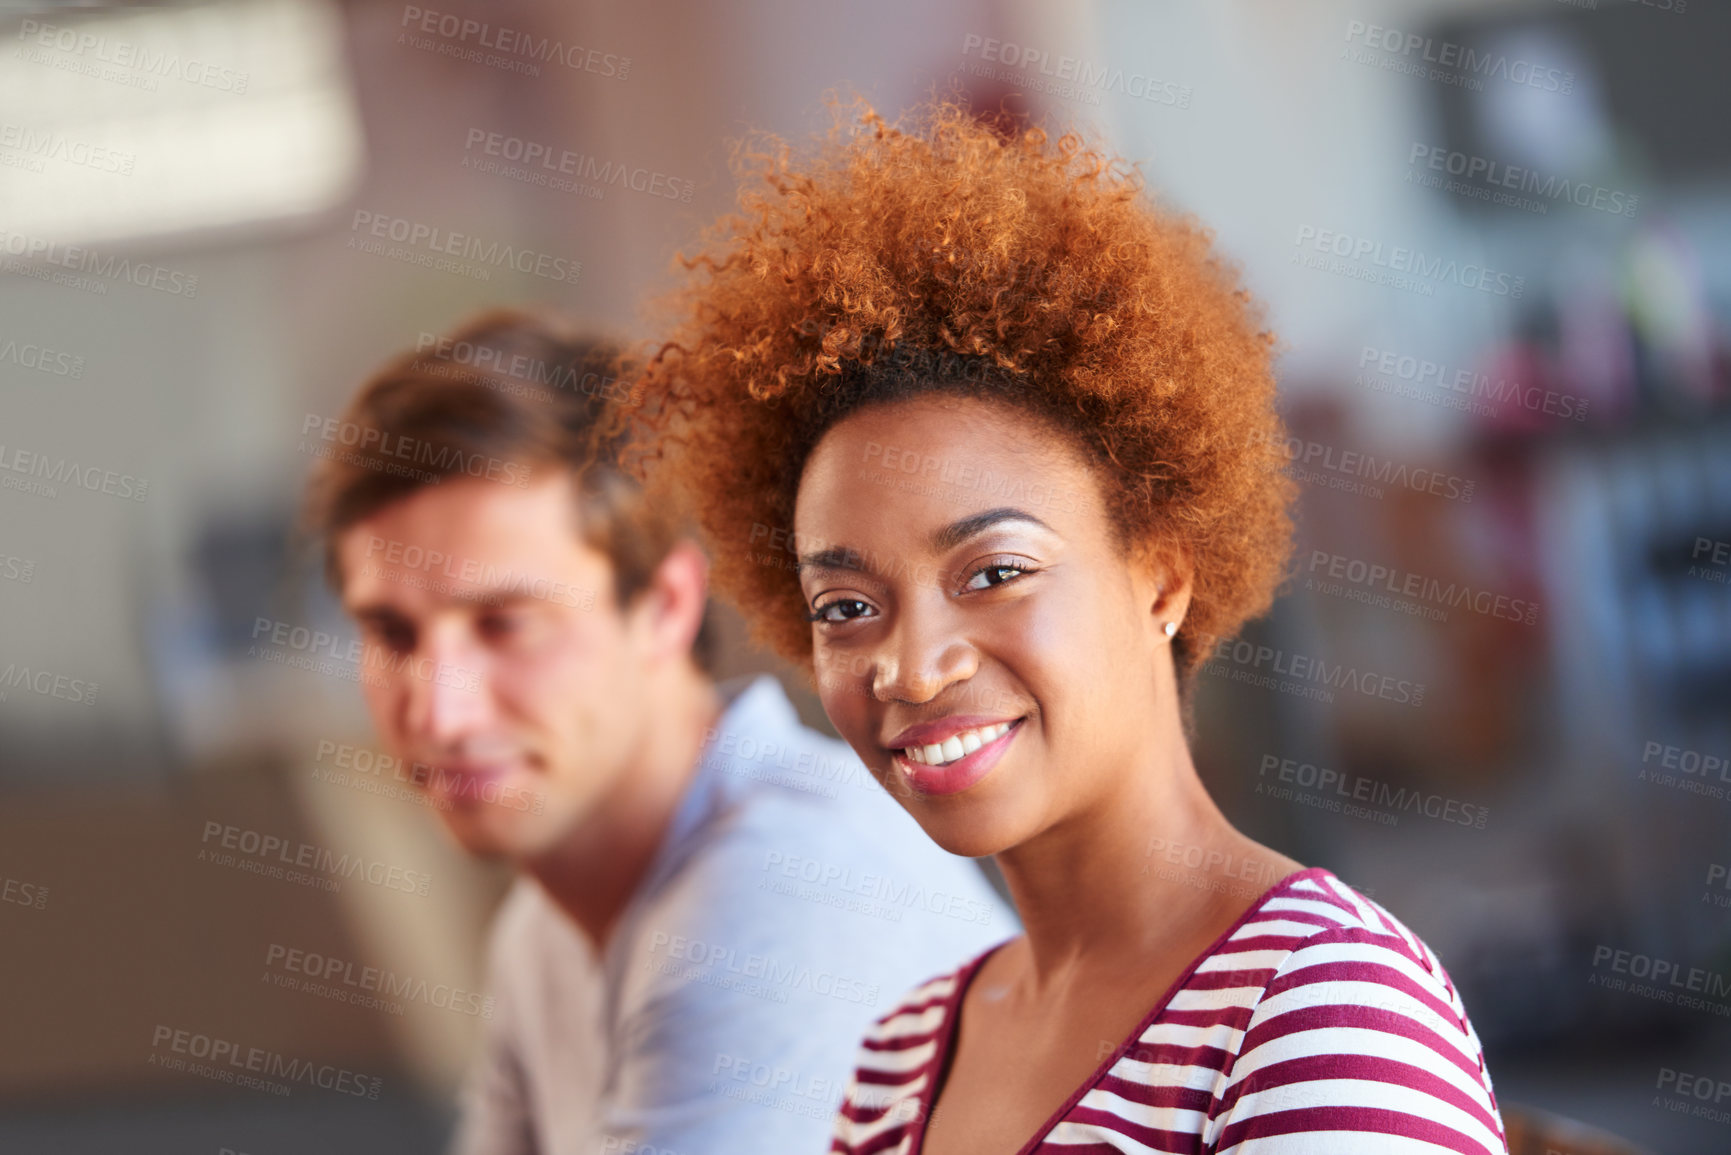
[451,673,1018,1155]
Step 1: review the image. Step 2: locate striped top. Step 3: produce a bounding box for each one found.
[829,867,1506,1154]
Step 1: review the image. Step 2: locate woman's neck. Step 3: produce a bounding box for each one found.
[991,708,1293,993]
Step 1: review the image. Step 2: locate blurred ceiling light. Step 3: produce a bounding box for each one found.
[0,0,362,249]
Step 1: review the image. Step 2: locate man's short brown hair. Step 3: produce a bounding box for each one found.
[302,306,717,673]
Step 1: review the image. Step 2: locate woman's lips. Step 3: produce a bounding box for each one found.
[891,718,1024,797]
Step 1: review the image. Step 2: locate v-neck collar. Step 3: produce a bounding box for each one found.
[908,866,1329,1155]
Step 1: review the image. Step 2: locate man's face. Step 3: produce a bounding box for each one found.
[337,471,657,860]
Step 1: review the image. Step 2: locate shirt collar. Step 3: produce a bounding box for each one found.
[635,672,795,893]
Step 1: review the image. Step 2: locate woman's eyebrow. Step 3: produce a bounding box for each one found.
[929,507,1056,552]
[795,546,869,577]
[794,507,1057,576]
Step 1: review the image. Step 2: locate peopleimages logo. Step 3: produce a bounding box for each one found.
[412,331,641,404]
[1357,344,1589,422]
[462,129,694,203]
[1257,754,1491,829]
[362,535,596,610]
[758,850,997,926]
[2,873,49,911]
[1253,429,1475,504]
[1408,143,1638,218]
[0,229,198,297]
[16,18,250,93]
[1637,740,1730,802]
[1194,629,1426,708]
[299,413,534,488]
[248,615,482,693]
[1590,945,1731,1016]
[703,724,877,797]
[149,1025,381,1098]
[199,819,434,897]
[1341,20,1575,94]
[860,439,1081,514]
[0,123,136,175]
[0,443,148,502]
[1293,226,1524,298]
[346,211,582,285]
[0,662,99,707]
[645,932,881,1007]
[959,34,1191,109]
[1299,549,1540,626]
[311,739,545,815]
[398,6,630,79]
[1653,1067,1731,1126]
[0,336,85,378]
[711,1053,840,1121]
[1691,538,1730,588]
[264,943,495,1019]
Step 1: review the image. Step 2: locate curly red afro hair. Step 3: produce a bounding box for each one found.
[620,97,1297,685]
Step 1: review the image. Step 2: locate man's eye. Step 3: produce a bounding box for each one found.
[806,598,873,624]
[368,621,415,652]
[479,614,521,639]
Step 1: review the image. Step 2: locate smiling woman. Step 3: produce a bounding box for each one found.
[625,98,1507,1154]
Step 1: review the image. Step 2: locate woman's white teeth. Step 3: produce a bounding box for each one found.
[906,722,1012,766]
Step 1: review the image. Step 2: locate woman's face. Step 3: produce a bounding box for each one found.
[793,393,1188,858]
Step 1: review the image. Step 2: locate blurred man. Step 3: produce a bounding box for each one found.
[301,309,1012,1155]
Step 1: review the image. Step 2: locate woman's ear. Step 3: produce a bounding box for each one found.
[1129,537,1194,645]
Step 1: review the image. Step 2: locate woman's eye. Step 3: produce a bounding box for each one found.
[807,598,873,624]
[963,561,1030,592]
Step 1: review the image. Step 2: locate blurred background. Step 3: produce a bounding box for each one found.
[1,0,1728,1151]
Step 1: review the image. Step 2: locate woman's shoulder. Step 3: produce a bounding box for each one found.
[1161,865,1480,1047]
[1230,867,1466,995]
[831,940,1013,1149]
[1212,867,1497,1100]
[1199,869,1506,1152]
[860,937,1010,1038]
[843,938,1010,1083]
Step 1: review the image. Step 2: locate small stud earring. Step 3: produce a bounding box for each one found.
[1163,621,1178,640]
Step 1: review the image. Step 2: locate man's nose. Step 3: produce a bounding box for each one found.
[402,625,492,745]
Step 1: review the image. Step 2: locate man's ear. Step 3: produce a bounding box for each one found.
[634,539,711,663]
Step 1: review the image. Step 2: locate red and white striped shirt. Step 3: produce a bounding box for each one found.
[829,867,1506,1154]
